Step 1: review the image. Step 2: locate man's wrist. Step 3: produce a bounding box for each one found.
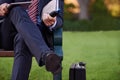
[49,21,57,31]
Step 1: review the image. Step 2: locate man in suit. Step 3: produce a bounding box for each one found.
[0,0,63,80]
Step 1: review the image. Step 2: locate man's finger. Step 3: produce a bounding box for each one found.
[0,3,9,16]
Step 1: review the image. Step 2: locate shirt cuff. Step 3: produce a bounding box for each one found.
[49,21,57,31]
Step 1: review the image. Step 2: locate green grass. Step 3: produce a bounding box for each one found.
[63,31,120,80]
[0,31,120,80]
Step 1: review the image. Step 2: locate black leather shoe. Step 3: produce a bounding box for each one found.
[45,53,62,74]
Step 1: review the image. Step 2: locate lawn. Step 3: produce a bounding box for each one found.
[0,31,120,80]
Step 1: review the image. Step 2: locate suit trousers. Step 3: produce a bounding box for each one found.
[1,6,53,80]
[1,16,17,50]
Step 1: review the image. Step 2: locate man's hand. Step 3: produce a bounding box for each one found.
[0,3,10,16]
[42,13,56,27]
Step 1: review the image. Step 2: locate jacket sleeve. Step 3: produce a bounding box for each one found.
[52,0,64,30]
[0,0,14,4]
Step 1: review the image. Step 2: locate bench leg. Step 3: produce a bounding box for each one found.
[53,72,62,80]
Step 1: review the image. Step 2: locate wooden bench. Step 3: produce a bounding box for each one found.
[0,25,63,80]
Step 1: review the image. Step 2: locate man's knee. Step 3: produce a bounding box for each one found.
[9,6,27,19]
[10,6,25,13]
[9,6,29,26]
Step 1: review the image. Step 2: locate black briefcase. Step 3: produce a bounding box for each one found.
[69,62,86,80]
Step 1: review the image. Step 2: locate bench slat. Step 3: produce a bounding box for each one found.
[0,50,14,57]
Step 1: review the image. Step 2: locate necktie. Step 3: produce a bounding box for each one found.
[28,0,39,23]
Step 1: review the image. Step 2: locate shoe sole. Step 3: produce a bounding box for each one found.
[45,53,62,74]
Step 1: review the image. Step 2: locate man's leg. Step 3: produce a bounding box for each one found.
[1,17,17,50]
[9,6,50,64]
[9,6,61,74]
[12,33,32,80]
